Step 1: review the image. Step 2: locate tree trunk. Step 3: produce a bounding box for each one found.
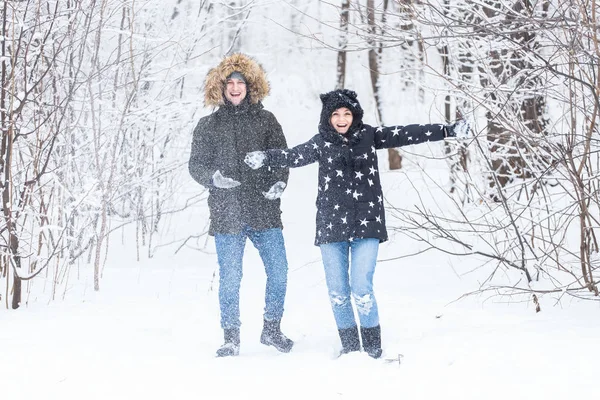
[440,0,471,195]
[482,0,548,198]
[366,0,401,169]
[336,0,350,89]
[0,1,21,309]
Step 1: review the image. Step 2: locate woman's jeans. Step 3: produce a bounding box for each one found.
[215,227,288,330]
[319,238,380,329]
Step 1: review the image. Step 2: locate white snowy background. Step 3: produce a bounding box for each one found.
[1,1,599,399]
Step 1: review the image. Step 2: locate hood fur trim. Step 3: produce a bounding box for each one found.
[204,53,270,106]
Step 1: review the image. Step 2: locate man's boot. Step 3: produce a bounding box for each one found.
[360,325,382,359]
[216,328,240,357]
[338,326,361,355]
[260,319,294,353]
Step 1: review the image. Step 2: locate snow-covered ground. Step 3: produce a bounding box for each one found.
[2,146,599,399]
[2,6,599,396]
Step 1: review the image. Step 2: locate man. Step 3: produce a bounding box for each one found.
[188,53,293,357]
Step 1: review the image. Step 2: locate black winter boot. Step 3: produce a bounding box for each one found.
[260,319,294,353]
[216,328,240,357]
[338,326,361,355]
[360,325,382,359]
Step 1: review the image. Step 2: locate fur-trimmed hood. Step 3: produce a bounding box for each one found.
[204,53,270,107]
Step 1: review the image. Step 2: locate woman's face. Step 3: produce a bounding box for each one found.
[330,107,353,134]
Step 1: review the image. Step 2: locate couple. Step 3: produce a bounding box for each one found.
[188,53,469,359]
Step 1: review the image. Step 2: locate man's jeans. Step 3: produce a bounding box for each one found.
[319,238,380,329]
[215,227,288,329]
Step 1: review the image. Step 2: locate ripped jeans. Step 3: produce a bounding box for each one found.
[319,238,380,329]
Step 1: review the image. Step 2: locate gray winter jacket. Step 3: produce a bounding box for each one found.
[189,100,289,235]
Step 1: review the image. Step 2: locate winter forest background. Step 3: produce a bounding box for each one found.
[2,0,597,309]
[2,0,599,398]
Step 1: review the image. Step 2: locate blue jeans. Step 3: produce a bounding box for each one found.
[319,238,380,329]
[215,227,289,329]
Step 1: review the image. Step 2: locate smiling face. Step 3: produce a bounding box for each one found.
[224,78,247,106]
[330,107,353,134]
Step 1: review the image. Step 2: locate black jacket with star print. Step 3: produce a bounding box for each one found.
[264,121,447,246]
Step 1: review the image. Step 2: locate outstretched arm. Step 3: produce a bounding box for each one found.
[372,123,447,149]
[245,135,322,169]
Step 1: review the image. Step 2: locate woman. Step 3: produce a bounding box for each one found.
[244,89,469,358]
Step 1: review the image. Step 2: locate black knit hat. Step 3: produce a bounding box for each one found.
[319,89,364,137]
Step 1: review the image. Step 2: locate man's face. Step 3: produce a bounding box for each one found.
[224,78,247,106]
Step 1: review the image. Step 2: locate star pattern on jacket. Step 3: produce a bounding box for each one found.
[263,122,446,245]
[271,131,386,243]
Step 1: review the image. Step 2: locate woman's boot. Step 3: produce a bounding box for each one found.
[360,325,382,359]
[338,326,361,355]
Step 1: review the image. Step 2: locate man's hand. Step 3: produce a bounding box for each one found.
[445,119,472,139]
[244,151,266,170]
[263,181,286,200]
[212,170,241,189]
